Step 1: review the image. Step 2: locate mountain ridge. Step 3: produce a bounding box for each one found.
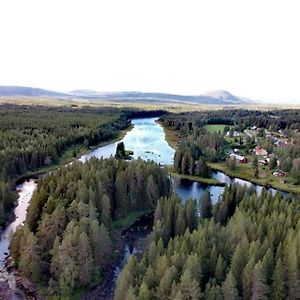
[0,86,257,105]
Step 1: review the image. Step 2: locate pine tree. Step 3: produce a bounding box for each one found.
[251,261,269,300]
[185,199,198,232]
[286,240,300,300]
[179,269,201,300]
[271,258,286,300]
[19,231,42,283]
[230,241,247,293]
[175,207,186,236]
[138,281,151,300]
[57,225,80,295]
[9,226,24,265]
[100,194,111,228]
[115,257,137,300]
[158,266,178,299]
[125,284,137,300]
[206,283,223,300]
[90,222,112,268]
[146,175,159,208]
[174,150,183,173]
[242,257,255,300]
[200,190,212,219]
[115,171,128,217]
[215,254,226,284]
[262,248,274,286]
[50,236,61,279]
[78,232,94,286]
[115,142,126,159]
[222,271,239,300]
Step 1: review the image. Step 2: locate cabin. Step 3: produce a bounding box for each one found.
[229,153,248,163]
[273,171,286,177]
[258,159,268,166]
[275,140,288,148]
[254,146,268,156]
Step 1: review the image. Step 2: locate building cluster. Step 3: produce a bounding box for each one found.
[226,128,289,179]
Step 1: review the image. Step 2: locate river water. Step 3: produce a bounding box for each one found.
[0,117,289,298]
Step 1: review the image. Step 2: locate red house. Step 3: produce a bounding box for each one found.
[229,153,248,163]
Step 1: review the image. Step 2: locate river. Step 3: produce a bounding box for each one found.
[0,117,289,299]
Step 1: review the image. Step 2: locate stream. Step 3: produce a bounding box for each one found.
[0,117,289,299]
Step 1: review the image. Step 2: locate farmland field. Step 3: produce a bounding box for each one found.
[203,124,227,133]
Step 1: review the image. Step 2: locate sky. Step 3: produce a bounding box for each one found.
[0,0,300,103]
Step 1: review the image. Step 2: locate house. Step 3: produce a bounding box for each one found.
[229,153,248,163]
[273,171,286,177]
[275,140,288,148]
[254,146,268,156]
[258,159,268,166]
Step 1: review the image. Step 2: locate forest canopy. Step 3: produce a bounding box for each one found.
[0,104,166,226]
[10,157,171,296]
[115,186,300,300]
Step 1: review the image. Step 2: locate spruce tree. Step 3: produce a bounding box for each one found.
[138,282,151,300]
[251,261,269,300]
[271,258,286,300]
[222,271,239,300]
[78,232,94,286]
[200,190,212,219]
[179,269,201,300]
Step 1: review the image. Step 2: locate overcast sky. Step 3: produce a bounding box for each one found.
[0,0,299,103]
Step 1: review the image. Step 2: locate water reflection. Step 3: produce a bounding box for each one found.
[0,180,37,267]
[80,118,175,165]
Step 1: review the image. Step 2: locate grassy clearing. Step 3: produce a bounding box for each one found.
[203,124,227,133]
[209,162,300,194]
[111,209,152,234]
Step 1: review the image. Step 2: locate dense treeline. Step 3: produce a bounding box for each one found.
[115,186,300,299]
[160,109,300,134]
[174,128,225,177]
[10,157,170,296]
[0,104,168,226]
[0,105,129,225]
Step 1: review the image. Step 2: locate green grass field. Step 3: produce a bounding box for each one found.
[203,124,227,133]
[111,209,151,234]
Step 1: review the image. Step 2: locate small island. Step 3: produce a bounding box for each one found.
[115,141,134,160]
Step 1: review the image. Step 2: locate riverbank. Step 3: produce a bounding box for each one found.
[171,172,225,186]
[167,166,225,186]
[156,120,181,149]
[83,212,153,300]
[16,124,134,183]
[0,123,134,299]
[159,121,300,194]
[209,162,300,194]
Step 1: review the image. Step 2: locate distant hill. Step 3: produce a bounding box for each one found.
[69,89,255,105]
[0,86,256,105]
[0,86,68,98]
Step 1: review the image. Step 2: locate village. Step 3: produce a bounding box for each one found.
[208,124,300,192]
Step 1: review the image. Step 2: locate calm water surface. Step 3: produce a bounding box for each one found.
[80,117,175,165]
[0,180,37,268]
